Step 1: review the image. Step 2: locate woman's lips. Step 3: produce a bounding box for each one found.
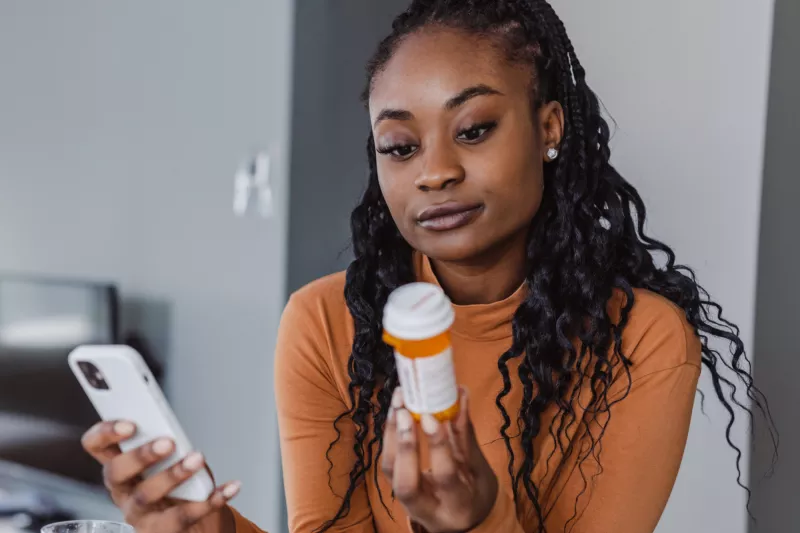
[417,202,484,231]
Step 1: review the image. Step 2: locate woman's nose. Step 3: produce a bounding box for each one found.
[414,143,465,191]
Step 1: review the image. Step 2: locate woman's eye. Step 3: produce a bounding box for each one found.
[457,121,497,143]
[377,144,418,160]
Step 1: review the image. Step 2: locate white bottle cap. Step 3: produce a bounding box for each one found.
[383,282,455,341]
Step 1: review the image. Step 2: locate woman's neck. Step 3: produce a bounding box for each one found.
[429,234,528,305]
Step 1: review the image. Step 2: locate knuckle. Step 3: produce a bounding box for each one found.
[136,444,154,464]
[435,470,459,490]
[170,461,191,482]
[80,434,94,451]
[396,440,415,453]
[175,505,197,530]
[102,463,118,486]
[82,423,107,449]
[393,482,419,503]
[428,436,448,451]
[130,487,152,509]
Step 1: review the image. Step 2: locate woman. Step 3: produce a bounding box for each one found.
[81,1,774,532]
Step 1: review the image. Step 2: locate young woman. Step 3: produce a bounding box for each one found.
[81,1,774,532]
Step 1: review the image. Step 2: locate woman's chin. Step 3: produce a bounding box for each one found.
[414,235,491,264]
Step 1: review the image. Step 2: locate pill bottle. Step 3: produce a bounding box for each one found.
[382,282,459,421]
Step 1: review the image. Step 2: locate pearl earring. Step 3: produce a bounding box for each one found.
[546,147,559,161]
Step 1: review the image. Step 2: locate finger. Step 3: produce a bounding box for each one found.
[422,415,463,490]
[162,482,241,532]
[452,387,481,463]
[393,409,435,518]
[381,387,405,481]
[104,438,175,488]
[126,452,206,517]
[391,387,405,410]
[82,421,136,464]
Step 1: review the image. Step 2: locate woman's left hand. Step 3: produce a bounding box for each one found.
[381,387,498,533]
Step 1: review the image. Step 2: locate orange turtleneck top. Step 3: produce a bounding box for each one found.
[230,254,701,532]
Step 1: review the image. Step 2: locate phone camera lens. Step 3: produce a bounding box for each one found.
[77,361,110,390]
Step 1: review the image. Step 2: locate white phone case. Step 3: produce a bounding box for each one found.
[68,344,214,502]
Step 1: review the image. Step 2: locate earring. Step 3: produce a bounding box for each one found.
[546,147,559,161]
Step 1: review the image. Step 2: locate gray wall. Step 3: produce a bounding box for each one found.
[0,3,294,531]
[286,0,410,294]
[749,0,800,529]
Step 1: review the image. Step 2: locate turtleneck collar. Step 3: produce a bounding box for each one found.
[413,252,527,342]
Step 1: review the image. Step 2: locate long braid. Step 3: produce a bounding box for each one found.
[320,1,777,531]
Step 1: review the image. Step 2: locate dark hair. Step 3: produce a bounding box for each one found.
[322,1,777,531]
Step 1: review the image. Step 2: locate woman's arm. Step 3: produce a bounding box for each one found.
[471,303,702,533]
[226,507,265,533]
[273,293,376,533]
[461,365,699,533]
[539,362,699,532]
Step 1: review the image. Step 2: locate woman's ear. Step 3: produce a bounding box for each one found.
[538,101,564,162]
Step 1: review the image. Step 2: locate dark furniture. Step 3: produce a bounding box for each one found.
[0,275,123,530]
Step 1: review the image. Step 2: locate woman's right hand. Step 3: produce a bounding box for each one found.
[81,420,241,533]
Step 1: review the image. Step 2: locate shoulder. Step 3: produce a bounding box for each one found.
[275,270,354,397]
[613,288,702,376]
[283,270,348,322]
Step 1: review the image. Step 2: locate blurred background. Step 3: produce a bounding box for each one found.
[0,1,796,533]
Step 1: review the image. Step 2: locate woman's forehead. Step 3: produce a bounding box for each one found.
[368,28,529,116]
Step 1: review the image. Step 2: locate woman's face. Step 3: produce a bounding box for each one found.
[369,27,563,264]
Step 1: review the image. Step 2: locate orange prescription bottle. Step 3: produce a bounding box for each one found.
[382,282,459,421]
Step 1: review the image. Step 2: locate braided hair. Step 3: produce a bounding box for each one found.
[321,1,777,530]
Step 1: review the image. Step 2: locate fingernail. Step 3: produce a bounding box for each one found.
[421,414,439,436]
[222,481,241,499]
[182,452,204,471]
[396,409,413,441]
[114,421,135,436]
[392,387,404,409]
[153,438,173,455]
[388,407,396,423]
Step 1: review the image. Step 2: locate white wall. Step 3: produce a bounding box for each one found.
[0,2,294,531]
[551,1,775,531]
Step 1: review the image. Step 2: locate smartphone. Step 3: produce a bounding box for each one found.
[68,344,214,502]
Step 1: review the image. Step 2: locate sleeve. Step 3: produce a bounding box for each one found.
[273,294,376,533]
[539,363,700,533]
[229,507,267,533]
[205,467,265,533]
[470,318,701,533]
